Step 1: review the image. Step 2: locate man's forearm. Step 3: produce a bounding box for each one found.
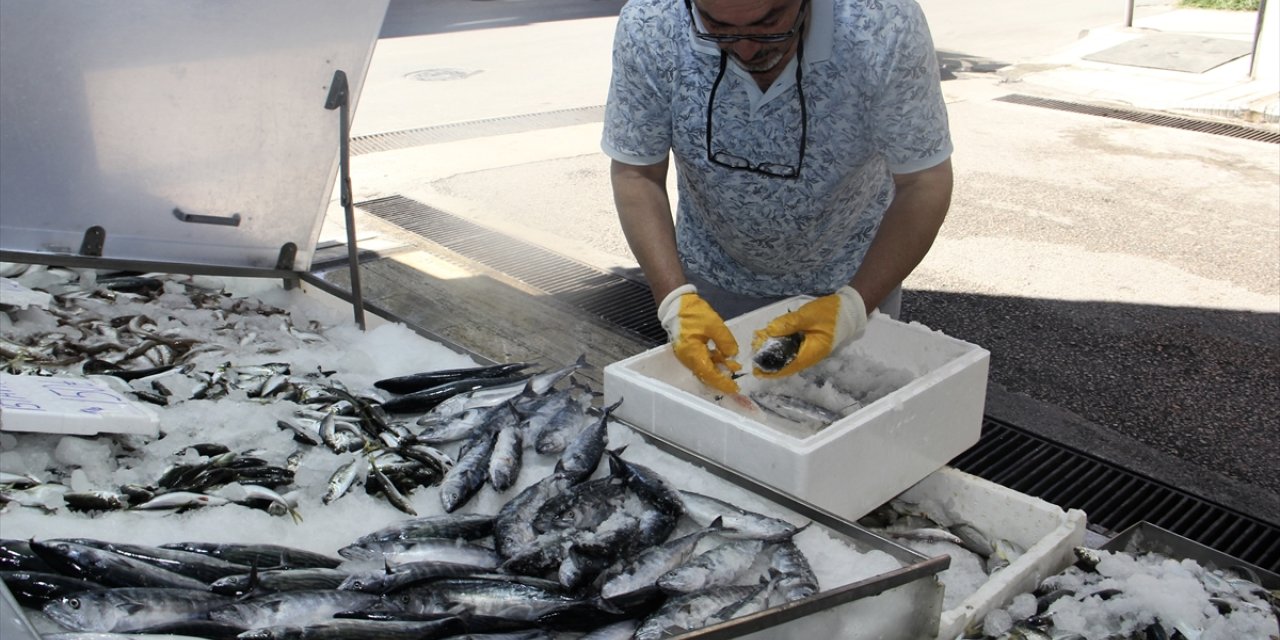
[850,158,953,310]
[611,158,688,305]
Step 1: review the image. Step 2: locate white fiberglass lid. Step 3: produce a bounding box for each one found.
[0,0,389,272]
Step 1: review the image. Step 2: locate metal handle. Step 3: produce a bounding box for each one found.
[172,208,241,227]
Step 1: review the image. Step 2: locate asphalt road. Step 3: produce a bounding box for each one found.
[352,0,1280,524]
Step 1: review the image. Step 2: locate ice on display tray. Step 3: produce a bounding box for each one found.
[0,373,160,437]
[894,467,1088,640]
[604,297,991,522]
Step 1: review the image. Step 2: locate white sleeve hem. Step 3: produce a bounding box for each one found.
[600,138,670,167]
[888,142,953,175]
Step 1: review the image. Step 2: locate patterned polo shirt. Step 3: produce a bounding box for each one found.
[602,0,952,296]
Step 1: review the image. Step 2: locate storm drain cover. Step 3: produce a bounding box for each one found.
[1082,33,1253,73]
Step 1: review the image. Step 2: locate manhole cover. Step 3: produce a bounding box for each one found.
[405,68,482,82]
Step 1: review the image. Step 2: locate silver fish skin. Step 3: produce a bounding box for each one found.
[679,490,806,542]
[438,424,498,513]
[634,585,762,640]
[235,618,467,640]
[533,399,590,455]
[657,539,765,594]
[369,458,418,516]
[487,423,523,491]
[48,538,245,583]
[750,391,842,430]
[209,567,351,596]
[710,577,777,624]
[577,619,640,640]
[606,450,684,517]
[414,406,487,442]
[494,473,570,560]
[337,538,500,569]
[41,587,231,632]
[28,540,209,590]
[323,456,368,505]
[600,529,711,602]
[207,589,382,628]
[156,542,342,570]
[337,559,490,594]
[554,400,621,482]
[350,513,496,547]
[769,542,819,602]
[380,577,598,623]
[532,476,628,534]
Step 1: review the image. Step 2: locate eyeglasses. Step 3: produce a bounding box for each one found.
[705,38,807,179]
[685,0,809,44]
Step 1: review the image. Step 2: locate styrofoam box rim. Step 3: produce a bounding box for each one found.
[908,467,1089,640]
[604,305,991,453]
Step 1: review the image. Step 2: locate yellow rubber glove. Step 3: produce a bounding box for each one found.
[752,286,867,378]
[658,284,741,395]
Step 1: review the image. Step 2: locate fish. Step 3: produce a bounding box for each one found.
[493,474,571,561]
[750,391,844,430]
[0,570,104,608]
[752,332,804,373]
[337,560,491,594]
[323,456,368,505]
[375,362,534,395]
[439,424,499,513]
[350,514,496,547]
[633,585,763,640]
[207,589,383,628]
[157,542,342,570]
[49,538,246,583]
[209,568,352,597]
[656,539,765,594]
[337,539,501,570]
[679,490,807,542]
[487,423,524,491]
[234,618,467,640]
[599,529,711,604]
[606,450,684,518]
[42,587,232,632]
[554,400,622,483]
[28,540,210,590]
[381,374,534,415]
[768,542,820,602]
[374,576,614,628]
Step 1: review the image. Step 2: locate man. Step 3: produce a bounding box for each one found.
[603,0,953,395]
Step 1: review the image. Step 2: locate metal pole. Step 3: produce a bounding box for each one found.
[324,69,367,331]
[1124,0,1135,28]
[1250,0,1268,78]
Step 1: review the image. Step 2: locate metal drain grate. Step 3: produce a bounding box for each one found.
[995,94,1280,144]
[356,195,666,344]
[951,417,1280,573]
[350,105,607,156]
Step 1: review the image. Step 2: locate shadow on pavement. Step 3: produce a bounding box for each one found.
[380,0,626,39]
[904,289,1279,524]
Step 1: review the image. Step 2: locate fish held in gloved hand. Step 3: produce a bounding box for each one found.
[751,332,804,374]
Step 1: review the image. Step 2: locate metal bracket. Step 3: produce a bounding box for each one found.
[79,226,105,256]
[172,208,242,227]
[324,69,366,330]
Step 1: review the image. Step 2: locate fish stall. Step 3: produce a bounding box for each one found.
[0,2,952,638]
[4,3,1279,640]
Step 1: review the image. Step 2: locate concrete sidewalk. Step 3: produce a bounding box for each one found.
[996,8,1279,124]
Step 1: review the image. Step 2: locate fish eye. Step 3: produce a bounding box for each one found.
[68,598,80,609]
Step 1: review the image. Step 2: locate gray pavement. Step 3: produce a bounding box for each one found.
[338,0,1280,524]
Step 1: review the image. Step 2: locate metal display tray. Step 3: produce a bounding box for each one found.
[1101,521,1279,590]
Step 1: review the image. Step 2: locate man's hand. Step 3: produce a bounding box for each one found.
[752,286,867,378]
[658,284,741,394]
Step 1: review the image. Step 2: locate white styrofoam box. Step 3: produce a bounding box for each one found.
[0,373,160,437]
[603,297,990,521]
[896,466,1088,640]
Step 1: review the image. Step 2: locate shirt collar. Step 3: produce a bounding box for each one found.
[686,0,834,65]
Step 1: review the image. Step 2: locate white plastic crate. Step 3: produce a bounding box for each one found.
[895,466,1088,640]
[603,297,991,522]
